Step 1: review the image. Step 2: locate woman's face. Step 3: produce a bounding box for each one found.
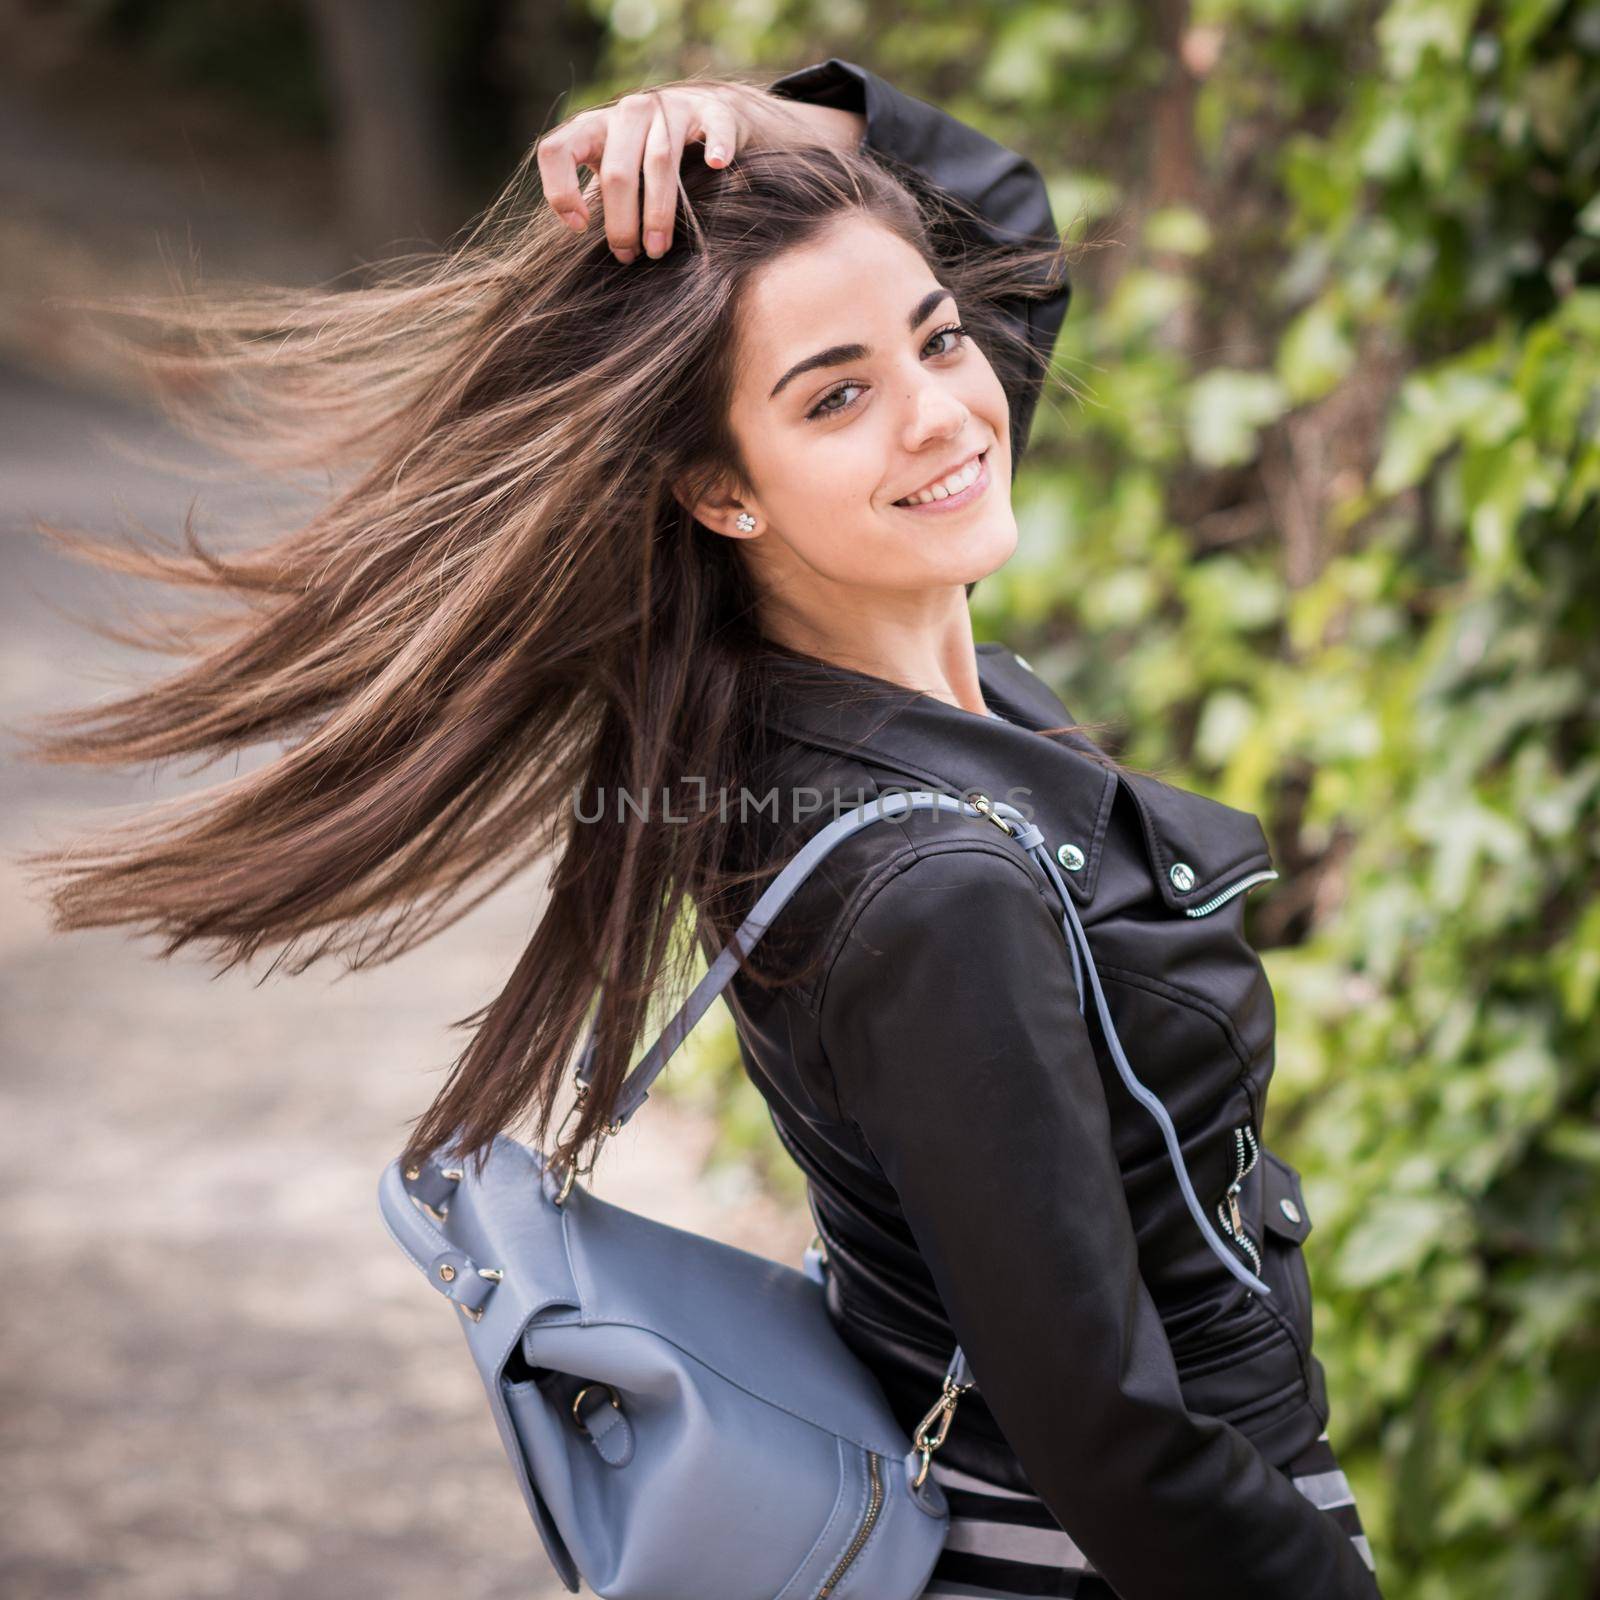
[696,212,1017,646]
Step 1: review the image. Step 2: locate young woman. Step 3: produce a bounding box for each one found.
[20,54,1382,1599]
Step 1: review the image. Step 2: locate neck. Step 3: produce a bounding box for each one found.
[758,597,989,716]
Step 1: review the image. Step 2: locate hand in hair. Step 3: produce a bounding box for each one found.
[535,79,865,266]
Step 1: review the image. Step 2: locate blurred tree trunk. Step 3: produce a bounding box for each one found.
[303,0,452,260]
[1148,0,1204,357]
[1150,0,1201,210]
[502,0,610,148]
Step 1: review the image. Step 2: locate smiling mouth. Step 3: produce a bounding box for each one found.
[892,449,991,511]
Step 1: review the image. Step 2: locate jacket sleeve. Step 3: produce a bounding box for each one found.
[816,843,1381,1600]
[766,56,1071,464]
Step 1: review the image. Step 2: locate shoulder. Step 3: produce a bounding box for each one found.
[811,826,1087,1125]
[795,803,1058,1031]
[816,829,1055,1000]
[732,737,1052,1008]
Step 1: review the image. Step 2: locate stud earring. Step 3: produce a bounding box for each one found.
[735,512,757,532]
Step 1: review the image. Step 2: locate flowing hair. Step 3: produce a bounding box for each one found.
[11,73,1087,1179]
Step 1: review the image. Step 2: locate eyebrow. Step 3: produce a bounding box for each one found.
[767,287,956,401]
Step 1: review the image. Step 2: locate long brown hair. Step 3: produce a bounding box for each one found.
[12,73,1082,1179]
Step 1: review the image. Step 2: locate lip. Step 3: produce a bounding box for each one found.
[892,449,991,514]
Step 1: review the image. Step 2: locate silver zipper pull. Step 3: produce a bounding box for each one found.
[1228,1191,1244,1234]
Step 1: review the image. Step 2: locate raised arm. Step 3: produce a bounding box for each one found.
[817,844,1381,1599]
[766,57,1072,462]
[535,60,1069,459]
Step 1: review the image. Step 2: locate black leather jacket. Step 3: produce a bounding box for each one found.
[716,59,1381,1599]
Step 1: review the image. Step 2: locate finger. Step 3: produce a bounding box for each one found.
[536,112,603,234]
[598,92,657,262]
[640,101,684,257]
[695,97,740,168]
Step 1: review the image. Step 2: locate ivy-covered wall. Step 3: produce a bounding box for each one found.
[624,4,1600,1594]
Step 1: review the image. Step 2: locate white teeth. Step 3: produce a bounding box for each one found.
[896,452,983,506]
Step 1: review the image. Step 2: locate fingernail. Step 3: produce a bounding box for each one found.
[708,145,728,165]
[615,247,637,264]
[565,210,588,232]
[645,230,668,258]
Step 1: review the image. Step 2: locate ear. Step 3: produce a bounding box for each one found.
[673,470,762,541]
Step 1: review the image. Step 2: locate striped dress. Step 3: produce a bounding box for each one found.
[918,1432,1380,1598]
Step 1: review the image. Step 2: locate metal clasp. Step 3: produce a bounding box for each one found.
[546,1081,622,1207]
[911,1373,972,1489]
[968,793,1016,838]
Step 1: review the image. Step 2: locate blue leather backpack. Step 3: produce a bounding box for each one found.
[378,790,1270,1597]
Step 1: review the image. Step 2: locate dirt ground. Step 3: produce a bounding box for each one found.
[0,363,815,1596]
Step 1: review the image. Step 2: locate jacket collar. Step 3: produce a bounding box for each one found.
[760,642,1120,903]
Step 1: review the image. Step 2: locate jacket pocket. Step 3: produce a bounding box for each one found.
[1171,1301,1290,1381]
[1256,1148,1317,1364]
[1171,1143,1321,1429]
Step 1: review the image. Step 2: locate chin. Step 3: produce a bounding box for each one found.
[959,507,1019,578]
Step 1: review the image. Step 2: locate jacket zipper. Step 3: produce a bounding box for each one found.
[1215,1123,1262,1275]
[1184,869,1279,917]
[817,1450,883,1596]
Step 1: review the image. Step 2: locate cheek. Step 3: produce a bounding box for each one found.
[755,417,879,507]
[799,417,891,498]
[819,421,895,506]
[972,357,1011,446]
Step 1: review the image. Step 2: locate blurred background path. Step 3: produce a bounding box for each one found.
[0,14,810,1597]
[0,377,812,1600]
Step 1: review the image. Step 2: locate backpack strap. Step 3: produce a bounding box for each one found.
[578,791,993,1124]
[574,785,1271,1300]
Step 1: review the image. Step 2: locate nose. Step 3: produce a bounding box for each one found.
[899,367,969,452]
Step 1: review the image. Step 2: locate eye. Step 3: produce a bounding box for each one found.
[807,381,865,421]
[804,321,971,422]
[924,321,969,358]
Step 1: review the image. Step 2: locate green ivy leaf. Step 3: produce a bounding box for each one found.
[1278,296,1357,404]
[1186,369,1290,466]
[1339,1196,1468,1286]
